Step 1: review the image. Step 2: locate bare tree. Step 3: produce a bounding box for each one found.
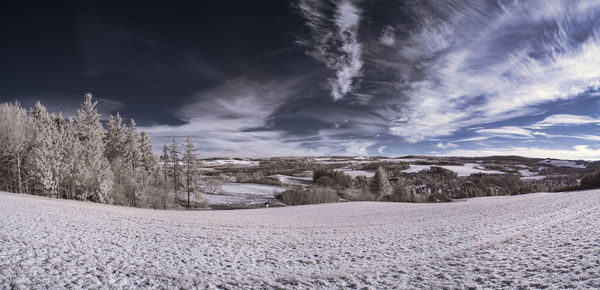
[182,137,199,207]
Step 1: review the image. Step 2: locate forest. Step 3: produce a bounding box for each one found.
[0,94,199,209]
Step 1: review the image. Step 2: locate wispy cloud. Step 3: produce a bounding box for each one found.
[139,77,380,157]
[529,114,600,129]
[387,0,600,142]
[474,126,535,139]
[436,142,458,150]
[444,145,600,160]
[297,0,363,100]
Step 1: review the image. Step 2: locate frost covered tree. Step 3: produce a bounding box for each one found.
[124,119,143,206]
[0,94,182,209]
[104,113,128,203]
[58,116,82,199]
[75,93,113,203]
[139,131,158,207]
[0,102,30,193]
[182,137,199,207]
[371,166,392,200]
[27,102,61,197]
[169,136,183,196]
[159,144,170,209]
[104,112,127,163]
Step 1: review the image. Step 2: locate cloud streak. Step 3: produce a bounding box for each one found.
[387,0,600,142]
[297,0,363,100]
[444,145,600,160]
[529,114,600,129]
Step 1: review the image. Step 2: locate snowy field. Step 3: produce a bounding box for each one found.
[268,174,313,186]
[539,159,587,168]
[401,163,505,176]
[205,183,288,208]
[201,159,260,167]
[1,190,599,288]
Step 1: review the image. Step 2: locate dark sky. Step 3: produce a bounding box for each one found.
[2,0,600,158]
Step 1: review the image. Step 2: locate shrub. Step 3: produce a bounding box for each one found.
[340,188,376,201]
[370,167,392,199]
[276,186,340,205]
[312,168,352,189]
[353,161,410,171]
[316,176,334,187]
[578,170,600,190]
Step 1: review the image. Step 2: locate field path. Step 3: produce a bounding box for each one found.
[1,190,599,288]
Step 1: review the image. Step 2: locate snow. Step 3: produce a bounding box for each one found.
[401,163,505,176]
[334,168,375,178]
[220,182,287,197]
[380,158,427,163]
[268,174,313,186]
[518,169,537,177]
[202,159,259,167]
[1,190,600,288]
[539,159,586,169]
[517,169,547,181]
[199,183,289,208]
[521,176,547,181]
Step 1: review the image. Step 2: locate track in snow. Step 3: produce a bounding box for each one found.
[1,190,599,288]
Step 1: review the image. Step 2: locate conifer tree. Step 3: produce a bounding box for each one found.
[59,116,82,199]
[159,144,170,209]
[182,137,199,207]
[104,112,126,163]
[0,102,30,193]
[124,119,142,206]
[28,102,61,196]
[139,131,158,207]
[371,166,392,200]
[75,93,113,203]
[169,136,182,200]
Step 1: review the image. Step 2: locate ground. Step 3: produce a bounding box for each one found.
[1,190,599,288]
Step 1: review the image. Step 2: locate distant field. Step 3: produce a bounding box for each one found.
[1,190,599,288]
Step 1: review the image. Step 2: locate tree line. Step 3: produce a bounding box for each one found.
[0,94,205,209]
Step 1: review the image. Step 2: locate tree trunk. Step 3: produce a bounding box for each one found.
[16,153,22,194]
[186,161,190,207]
[163,166,168,210]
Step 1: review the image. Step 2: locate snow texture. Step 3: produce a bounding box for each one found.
[201,159,259,167]
[203,183,288,207]
[1,190,599,288]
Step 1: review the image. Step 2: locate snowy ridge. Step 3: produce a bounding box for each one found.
[1,190,599,288]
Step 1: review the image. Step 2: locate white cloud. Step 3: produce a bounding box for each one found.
[377,145,387,154]
[388,1,600,142]
[140,78,326,157]
[474,126,534,139]
[297,0,363,100]
[436,142,458,149]
[342,140,375,156]
[379,25,395,47]
[139,77,384,157]
[529,114,600,129]
[444,145,600,160]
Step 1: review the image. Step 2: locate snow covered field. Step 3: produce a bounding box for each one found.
[268,174,313,186]
[402,163,505,176]
[1,190,599,288]
[539,159,587,168]
[205,183,288,208]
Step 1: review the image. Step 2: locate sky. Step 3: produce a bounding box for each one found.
[2,0,600,159]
